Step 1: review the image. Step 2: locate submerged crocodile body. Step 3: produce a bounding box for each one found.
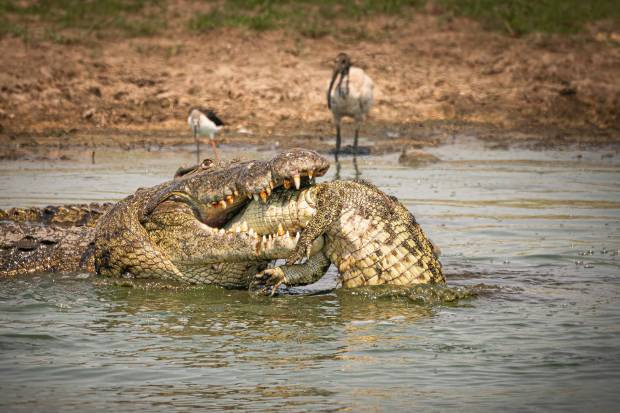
[1,149,443,289]
[0,203,110,275]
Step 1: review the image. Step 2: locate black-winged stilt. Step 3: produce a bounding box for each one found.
[188,107,224,162]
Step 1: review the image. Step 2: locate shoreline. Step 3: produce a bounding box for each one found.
[2,11,619,156]
[2,119,619,162]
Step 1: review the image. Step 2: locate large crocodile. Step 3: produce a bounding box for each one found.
[246,180,443,294]
[1,149,443,291]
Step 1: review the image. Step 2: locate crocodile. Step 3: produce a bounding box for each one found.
[92,149,330,287]
[0,149,328,283]
[0,203,110,275]
[1,149,443,290]
[240,180,443,294]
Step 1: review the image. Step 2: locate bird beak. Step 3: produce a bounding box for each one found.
[327,69,339,110]
[192,123,198,138]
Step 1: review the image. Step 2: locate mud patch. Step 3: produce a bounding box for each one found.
[1,11,619,152]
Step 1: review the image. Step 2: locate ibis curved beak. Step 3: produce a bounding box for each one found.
[327,69,339,110]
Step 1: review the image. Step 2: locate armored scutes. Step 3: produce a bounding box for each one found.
[1,149,443,290]
[244,180,443,294]
[0,204,110,276]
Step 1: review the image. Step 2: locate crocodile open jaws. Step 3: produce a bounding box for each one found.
[1,148,443,290]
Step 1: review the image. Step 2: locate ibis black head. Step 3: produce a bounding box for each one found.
[327,52,352,109]
[334,52,352,74]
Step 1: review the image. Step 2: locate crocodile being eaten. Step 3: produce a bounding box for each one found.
[0,149,444,290]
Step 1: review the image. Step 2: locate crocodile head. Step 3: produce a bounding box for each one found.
[145,148,329,230]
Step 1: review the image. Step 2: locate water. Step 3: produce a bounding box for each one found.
[1,140,619,412]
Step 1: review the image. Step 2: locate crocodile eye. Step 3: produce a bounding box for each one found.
[201,159,214,169]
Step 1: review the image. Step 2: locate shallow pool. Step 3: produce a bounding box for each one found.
[1,140,619,412]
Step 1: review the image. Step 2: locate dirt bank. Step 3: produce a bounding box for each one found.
[1,8,619,156]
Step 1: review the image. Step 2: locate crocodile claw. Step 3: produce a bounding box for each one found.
[251,267,287,296]
[286,242,311,266]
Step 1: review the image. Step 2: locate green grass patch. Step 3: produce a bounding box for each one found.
[189,0,619,38]
[1,0,617,42]
[0,0,166,41]
[189,0,422,38]
[436,0,620,35]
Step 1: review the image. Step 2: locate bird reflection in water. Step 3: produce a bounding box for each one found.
[334,154,361,181]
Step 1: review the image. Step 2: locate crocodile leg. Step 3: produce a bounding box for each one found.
[94,227,185,281]
[94,218,185,281]
[93,198,188,281]
[286,184,341,265]
[252,251,331,295]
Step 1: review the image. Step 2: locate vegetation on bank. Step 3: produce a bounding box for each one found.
[0,0,165,41]
[1,0,619,42]
[189,0,620,37]
[438,0,620,35]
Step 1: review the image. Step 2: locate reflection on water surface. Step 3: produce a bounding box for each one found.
[1,140,619,412]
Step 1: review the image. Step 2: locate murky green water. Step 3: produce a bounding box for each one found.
[1,141,619,412]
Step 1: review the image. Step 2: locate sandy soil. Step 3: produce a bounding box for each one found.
[1,8,619,158]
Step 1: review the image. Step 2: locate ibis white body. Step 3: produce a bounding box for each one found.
[329,66,374,125]
[327,53,374,158]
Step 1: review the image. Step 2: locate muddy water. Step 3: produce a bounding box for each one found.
[1,141,619,412]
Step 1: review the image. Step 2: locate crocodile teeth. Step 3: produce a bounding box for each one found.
[283,179,292,189]
[233,189,239,196]
[219,200,227,209]
[293,174,301,190]
[277,223,285,236]
[219,229,225,235]
[249,228,256,237]
[295,231,301,241]
[235,226,241,233]
[253,194,259,202]
[226,195,235,205]
[240,221,249,232]
[269,180,275,189]
[259,191,268,203]
[308,170,314,179]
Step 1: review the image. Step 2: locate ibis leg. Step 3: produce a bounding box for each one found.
[335,125,341,161]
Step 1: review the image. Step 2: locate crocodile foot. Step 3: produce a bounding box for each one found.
[251,267,287,296]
